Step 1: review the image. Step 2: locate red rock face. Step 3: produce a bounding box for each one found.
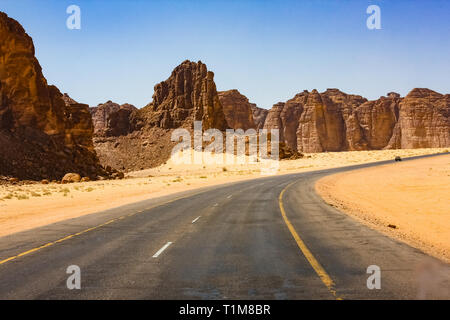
[303,89,368,152]
[392,89,449,148]
[251,105,268,130]
[0,12,102,180]
[264,89,367,152]
[356,96,400,149]
[92,60,229,171]
[264,88,449,152]
[147,60,227,131]
[89,101,138,137]
[218,89,256,130]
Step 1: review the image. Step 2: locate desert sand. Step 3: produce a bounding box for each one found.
[316,153,450,263]
[0,148,447,238]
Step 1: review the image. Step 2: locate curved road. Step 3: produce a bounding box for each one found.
[0,154,449,299]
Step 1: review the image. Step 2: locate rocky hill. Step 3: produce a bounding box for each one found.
[0,12,104,180]
[91,60,230,171]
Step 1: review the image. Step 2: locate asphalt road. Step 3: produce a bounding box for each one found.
[0,153,449,299]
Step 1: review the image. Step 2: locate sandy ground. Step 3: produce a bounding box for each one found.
[0,148,447,238]
[316,154,450,263]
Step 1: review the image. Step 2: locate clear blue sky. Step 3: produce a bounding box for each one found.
[1,0,449,109]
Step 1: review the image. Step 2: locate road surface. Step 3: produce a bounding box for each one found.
[0,154,449,299]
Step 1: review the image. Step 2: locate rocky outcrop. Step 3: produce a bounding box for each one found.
[388,88,450,148]
[251,105,268,130]
[296,89,368,152]
[356,95,400,149]
[143,60,227,131]
[263,88,449,152]
[92,60,229,171]
[89,101,138,137]
[0,12,103,180]
[218,89,256,130]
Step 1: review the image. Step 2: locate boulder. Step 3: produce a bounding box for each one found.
[62,173,81,183]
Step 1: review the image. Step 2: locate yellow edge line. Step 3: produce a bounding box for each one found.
[0,192,200,266]
[279,181,342,300]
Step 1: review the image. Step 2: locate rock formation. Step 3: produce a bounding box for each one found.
[143,60,227,131]
[3,8,446,178]
[356,94,400,150]
[251,105,269,130]
[263,88,449,152]
[0,12,103,180]
[90,101,138,137]
[389,88,450,148]
[296,89,368,152]
[91,60,230,171]
[217,89,269,131]
[93,82,449,171]
[218,89,256,130]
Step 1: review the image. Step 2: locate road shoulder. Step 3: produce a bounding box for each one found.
[315,154,450,264]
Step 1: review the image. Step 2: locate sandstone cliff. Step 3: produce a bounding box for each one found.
[263,88,449,152]
[142,60,227,131]
[218,89,256,130]
[90,101,138,137]
[0,12,103,180]
[93,82,449,172]
[389,88,450,148]
[251,105,269,130]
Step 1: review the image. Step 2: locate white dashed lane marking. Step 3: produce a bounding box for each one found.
[152,242,173,258]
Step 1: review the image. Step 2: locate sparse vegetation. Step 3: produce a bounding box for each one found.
[16,194,29,200]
